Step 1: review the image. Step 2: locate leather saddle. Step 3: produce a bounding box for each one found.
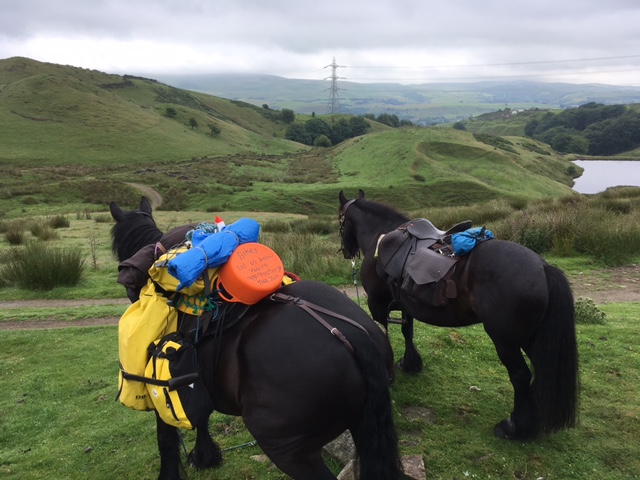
[375,218,472,306]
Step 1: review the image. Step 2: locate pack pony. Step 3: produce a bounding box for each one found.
[338,189,579,441]
[110,197,403,480]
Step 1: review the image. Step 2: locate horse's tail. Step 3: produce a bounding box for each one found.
[528,264,579,434]
[348,332,404,480]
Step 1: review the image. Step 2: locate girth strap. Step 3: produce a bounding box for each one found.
[270,293,369,355]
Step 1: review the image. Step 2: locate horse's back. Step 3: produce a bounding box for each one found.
[466,239,548,291]
[220,280,389,435]
[463,239,550,332]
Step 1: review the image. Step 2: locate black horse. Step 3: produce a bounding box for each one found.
[109,198,403,480]
[338,190,578,441]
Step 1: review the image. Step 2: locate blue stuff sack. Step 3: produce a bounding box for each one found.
[451,227,494,256]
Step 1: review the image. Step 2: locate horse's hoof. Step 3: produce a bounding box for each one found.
[397,358,423,374]
[494,418,518,440]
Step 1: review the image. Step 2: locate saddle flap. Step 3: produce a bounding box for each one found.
[377,230,438,281]
[405,248,457,285]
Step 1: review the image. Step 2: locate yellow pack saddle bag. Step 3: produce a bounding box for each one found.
[117,280,178,411]
[144,331,214,430]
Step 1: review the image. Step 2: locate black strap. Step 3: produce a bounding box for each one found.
[269,293,369,355]
[121,369,199,391]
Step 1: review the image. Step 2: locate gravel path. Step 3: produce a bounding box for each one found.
[1,265,637,330]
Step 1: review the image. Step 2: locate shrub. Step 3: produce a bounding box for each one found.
[521,226,552,253]
[261,219,292,234]
[290,217,336,235]
[48,214,70,229]
[2,241,86,290]
[574,297,606,324]
[93,214,113,224]
[261,232,348,283]
[29,220,59,241]
[573,207,640,266]
[5,222,25,245]
[21,196,39,205]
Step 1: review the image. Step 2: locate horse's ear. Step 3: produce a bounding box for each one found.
[339,190,349,206]
[109,201,124,222]
[139,197,153,215]
[358,189,365,199]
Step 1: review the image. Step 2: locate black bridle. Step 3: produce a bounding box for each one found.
[338,199,358,260]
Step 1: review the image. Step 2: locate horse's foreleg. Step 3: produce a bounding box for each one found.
[492,340,539,440]
[398,314,423,373]
[156,412,183,480]
[188,419,223,470]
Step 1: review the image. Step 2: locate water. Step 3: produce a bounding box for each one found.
[572,160,640,194]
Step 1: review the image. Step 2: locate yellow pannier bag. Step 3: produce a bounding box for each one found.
[117,280,178,411]
[149,246,219,315]
[144,332,213,430]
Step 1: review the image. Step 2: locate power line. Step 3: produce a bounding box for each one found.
[343,67,640,83]
[347,54,640,70]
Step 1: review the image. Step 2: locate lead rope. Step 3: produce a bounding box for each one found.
[351,259,361,306]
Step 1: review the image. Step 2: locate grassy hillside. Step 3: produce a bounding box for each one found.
[157,73,640,124]
[0,57,580,219]
[332,128,576,209]
[456,108,549,136]
[0,57,305,166]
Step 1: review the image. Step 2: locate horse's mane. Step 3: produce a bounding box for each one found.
[356,197,409,225]
[111,212,163,262]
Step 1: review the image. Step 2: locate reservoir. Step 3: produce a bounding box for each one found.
[572,160,640,194]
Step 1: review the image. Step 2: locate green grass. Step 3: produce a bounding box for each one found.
[0,305,125,324]
[1,303,638,479]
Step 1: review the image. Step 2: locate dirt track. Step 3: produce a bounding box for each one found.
[1,265,638,331]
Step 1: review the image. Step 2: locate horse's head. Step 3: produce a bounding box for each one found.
[109,196,162,262]
[338,189,365,259]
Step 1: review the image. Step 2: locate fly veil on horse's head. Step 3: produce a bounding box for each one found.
[338,189,365,260]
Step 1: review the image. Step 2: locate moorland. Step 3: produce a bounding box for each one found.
[1,56,639,479]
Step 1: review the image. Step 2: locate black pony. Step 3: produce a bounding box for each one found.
[109,198,403,480]
[338,190,579,441]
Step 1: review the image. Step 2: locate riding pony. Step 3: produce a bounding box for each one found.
[110,197,403,480]
[338,190,578,441]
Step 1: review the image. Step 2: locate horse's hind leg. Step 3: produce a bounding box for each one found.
[491,339,539,440]
[370,299,423,373]
[188,420,222,470]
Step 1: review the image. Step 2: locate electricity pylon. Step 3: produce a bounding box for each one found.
[324,57,345,114]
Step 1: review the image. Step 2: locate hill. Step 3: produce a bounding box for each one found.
[0,57,579,219]
[154,72,640,125]
[0,57,306,166]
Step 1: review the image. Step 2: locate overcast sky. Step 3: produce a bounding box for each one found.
[1,0,639,86]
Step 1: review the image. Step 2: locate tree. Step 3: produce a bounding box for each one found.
[329,118,351,144]
[165,107,177,118]
[313,134,332,147]
[376,113,400,128]
[284,123,312,145]
[304,118,332,144]
[551,132,588,154]
[281,109,295,123]
[207,123,221,136]
[189,118,198,129]
[452,121,467,131]
[348,116,370,137]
